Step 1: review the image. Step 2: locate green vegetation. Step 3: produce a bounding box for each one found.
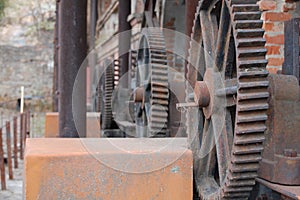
[0,0,7,19]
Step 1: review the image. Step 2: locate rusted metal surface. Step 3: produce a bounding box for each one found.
[257,178,300,200]
[22,113,26,147]
[259,74,300,185]
[118,0,131,88]
[133,87,144,103]
[283,18,300,84]
[0,128,5,190]
[100,60,115,131]
[5,121,13,180]
[52,1,59,112]
[24,138,192,200]
[19,114,23,160]
[135,28,169,137]
[58,0,87,137]
[13,117,18,169]
[185,0,269,199]
[194,81,210,108]
[26,111,30,138]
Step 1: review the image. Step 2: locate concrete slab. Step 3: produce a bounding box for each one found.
[24,138,192,200]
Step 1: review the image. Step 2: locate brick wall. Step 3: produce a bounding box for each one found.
[259,0,300,73]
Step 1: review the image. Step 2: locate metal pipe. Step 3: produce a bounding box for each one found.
[118,0,131,88]
[58,0,87,137]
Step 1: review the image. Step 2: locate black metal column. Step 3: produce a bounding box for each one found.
[58,0,87,137]
[52,1,59,112]
[118,0,131,88]
[89,0,98,111]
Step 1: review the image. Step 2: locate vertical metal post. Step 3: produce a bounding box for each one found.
[283,18,300,84]
[23,113,27,145]
[58,0,87,137]
[53,1,59,112]
[5,122,13,180]
[20,86,24,113]
[0,128,6,190]
[26,111,30,138]
[118,0,131,88]
[20,114,23,160]
[13,117,18,169]
[89,0,98,110]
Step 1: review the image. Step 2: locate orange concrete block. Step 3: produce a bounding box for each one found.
[24,138,193,200]
[44,112,59,138]
[86,112,101,138]
[45,112,101,138]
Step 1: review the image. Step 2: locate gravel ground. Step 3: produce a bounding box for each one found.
[0,108,46,199]
[0,160,23,200]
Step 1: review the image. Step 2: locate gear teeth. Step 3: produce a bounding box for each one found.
[238,47,267,58]
[102,63,114,130]
[237,100,269,111]
[237,38,266,48]
[232,153,262,163]
[230,0,258,5]
[236,123,267,134]
[237,112,268,123]
[233,12,261,20]
[238,59,268,68]
[185,1,268,199]
[224,186,253,193]
[238,70,269,78]
[234,134,265,145]
[236,29,265,38]
[135,29,170,137]
[232,4,259,12]
[231,163,260,173]
[239,80,269,88]
[233,144,264,154]
[238,91,269,100]
[235,20,263,29]
[229,172,258,181]
[223,192,250,198]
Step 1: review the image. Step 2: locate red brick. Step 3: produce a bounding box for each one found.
[267,67,281,74]
[268,57,284,66]
[258,0,277,11]
[266,45,281,55]
[263,22,284,32]
[282,2,296,12]
[263,22,274,31]
[263,12,292,22]
[265,34,284,45]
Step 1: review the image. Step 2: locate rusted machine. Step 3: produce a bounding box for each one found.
[97,0,300,199]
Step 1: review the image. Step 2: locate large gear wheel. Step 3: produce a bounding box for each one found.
[185,0,269,199]
[100,60,115,130]
[134,28,169,137]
